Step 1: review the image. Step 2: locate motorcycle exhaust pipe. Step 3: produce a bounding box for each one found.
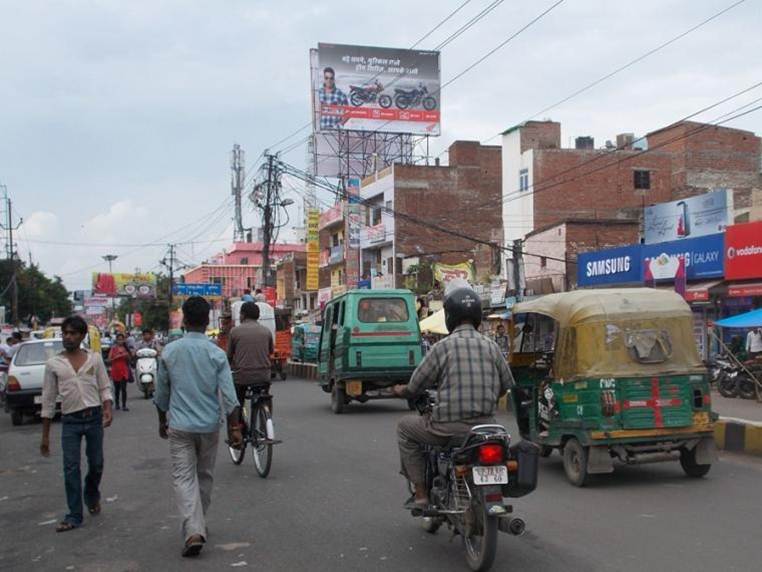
[498,517,526,536]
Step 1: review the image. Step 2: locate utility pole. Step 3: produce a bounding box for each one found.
[512,239,525,302]
[161,244,177,308]
[260,154,275,289]
[1,187,23,325]
[231,144,247,243]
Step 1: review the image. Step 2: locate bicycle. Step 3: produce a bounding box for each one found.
[228,384,280,478]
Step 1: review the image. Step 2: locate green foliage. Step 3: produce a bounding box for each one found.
[0,259,72,324]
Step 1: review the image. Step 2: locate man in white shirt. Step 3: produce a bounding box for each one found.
[40,316,113,532]
[746,327,762,359]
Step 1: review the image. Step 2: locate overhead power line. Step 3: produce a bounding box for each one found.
[480,0,749,146]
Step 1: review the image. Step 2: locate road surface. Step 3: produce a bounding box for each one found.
[1,378,760,571]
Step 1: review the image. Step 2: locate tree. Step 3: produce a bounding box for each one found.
[0,259,72,325]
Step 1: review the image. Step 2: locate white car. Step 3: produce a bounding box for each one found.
[4,339,63,426]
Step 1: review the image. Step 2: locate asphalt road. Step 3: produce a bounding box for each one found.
[1,378,760,572]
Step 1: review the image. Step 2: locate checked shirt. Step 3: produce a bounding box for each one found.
[406,324,514,422]
[318,87,349,130]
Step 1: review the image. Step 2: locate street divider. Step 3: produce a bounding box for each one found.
[714,418,762,457]
[287,361,318,380]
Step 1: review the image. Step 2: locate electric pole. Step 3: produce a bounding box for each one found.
[1,187,24,325]
[231,144,247,243]
[260,154,275,289]
[161,244,177,308]
[512,239,525,302]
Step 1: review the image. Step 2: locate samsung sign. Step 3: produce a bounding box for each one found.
[577,233,725,287]
[578,245,642,286]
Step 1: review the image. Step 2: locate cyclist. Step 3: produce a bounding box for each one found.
[393,280,514,509]
[227,302,274,411]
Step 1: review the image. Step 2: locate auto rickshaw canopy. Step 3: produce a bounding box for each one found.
[511,288,705,380]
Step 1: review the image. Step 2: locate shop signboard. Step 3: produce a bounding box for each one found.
[642,233,724,280]
[644,189,730,244]
[92,272,157,298]
[577,244,642,286]
[432,262,475,285]
[306,208,320,291]
[724,220,762,280]
[313,43,441,135]
[173,283,223,298]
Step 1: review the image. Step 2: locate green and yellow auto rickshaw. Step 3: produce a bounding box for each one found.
[509,288,717,486]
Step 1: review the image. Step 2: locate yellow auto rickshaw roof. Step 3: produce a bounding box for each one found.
[512,288,692,327]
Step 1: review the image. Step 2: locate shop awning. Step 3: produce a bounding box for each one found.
[684,280,724,302]
[728,281,762,298]
[715,308,762,328]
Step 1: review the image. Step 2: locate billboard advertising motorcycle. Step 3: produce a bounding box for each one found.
[312,43,441,136]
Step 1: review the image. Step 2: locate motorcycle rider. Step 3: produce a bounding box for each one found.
[392,280,514,509]
[134,328,162,354]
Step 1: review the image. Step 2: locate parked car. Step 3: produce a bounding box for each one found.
[5,339,64,426]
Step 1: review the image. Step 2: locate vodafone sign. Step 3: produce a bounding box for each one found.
[725,221,762,280]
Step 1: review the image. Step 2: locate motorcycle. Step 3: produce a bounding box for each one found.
[707,355,740,398]
[708,355,760,399]
[393,83,438,111]
[135,348,158,399]
[349,81,392,108]
[407,392,538,572]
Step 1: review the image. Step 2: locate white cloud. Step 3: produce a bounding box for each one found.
[22,211,59,239]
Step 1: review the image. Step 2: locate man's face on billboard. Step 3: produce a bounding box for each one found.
[323,71,335,90]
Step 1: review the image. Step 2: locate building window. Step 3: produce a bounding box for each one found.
[211,277,223,285]
[540,256,547,268]
[240,257,249,265]
[634,169,650,190]
[519,168,529,192]
[371,207,382,226]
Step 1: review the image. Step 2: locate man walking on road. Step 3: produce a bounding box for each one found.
[227,301,274,409]
[40,316,113,532]
[154,296,241,557]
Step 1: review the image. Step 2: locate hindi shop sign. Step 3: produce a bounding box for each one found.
[577,245,642,286]
[173,283,223,298]
[725,220,762,280]
[642,233,724,281]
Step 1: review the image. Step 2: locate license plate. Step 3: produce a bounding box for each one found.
[346,381,363,396]
[472,465,508,485]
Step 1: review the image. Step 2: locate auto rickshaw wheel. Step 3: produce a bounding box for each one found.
[562,438,589,487]
[679,447,711,478]
[331,383,346,414]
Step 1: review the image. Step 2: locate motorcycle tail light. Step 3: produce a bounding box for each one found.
[6,376,20,392]
[477,443,504,465]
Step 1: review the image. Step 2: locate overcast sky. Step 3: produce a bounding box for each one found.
[1,0,760,292]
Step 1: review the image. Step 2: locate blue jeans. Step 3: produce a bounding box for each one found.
[61,407,104,526]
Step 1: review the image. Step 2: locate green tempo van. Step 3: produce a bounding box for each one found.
[318,289,422,413]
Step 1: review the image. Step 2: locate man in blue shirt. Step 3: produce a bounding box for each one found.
[155,296,242,558]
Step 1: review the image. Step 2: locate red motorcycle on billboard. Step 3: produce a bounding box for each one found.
[349,80,392,108]
[394,83,437,110]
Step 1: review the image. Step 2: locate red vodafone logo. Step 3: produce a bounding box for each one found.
[725,221,762,280]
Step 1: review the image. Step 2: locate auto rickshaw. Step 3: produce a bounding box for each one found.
[273,308,292,380]
[292,323,321,363]
[509,288,717,486]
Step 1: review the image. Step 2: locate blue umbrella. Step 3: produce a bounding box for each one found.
[714,309,762,328]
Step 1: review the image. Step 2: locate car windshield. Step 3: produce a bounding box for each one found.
[358,297,409,323]
[14,341,64,366]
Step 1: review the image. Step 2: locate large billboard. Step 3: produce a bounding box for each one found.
[724,220,762,280]
[313,43,441,135]
[92,272,157,298]
[644,189,731,244]
[577,245,642,286]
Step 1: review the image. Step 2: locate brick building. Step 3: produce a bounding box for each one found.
[523,219,640,293]
[646,121,762,220]
[359,140,502,289]
[502,119,762,285]
[275,251,314,313]
[183,241,304,299]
